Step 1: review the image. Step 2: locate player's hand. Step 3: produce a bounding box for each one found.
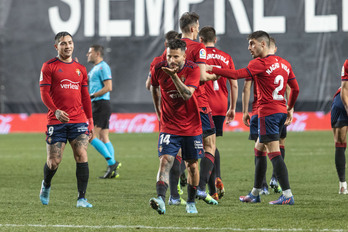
[242,113,250,127]
[212,74,221,81]
[55,110,69,123]
[225,109,235,124]
[162,66,179,77]
[206,65,213,72]
[285,107,294,126]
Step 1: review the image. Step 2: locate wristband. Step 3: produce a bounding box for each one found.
[90,94,95,99]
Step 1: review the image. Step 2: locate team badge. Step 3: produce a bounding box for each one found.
[76,69,81,76]
[47,137,52,144]
[159,145,163,152]
[199,48,206,59]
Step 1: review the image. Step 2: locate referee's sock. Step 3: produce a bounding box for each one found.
[90,138,115,166]
[105,141,116,163]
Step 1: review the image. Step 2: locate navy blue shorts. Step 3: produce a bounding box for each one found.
[157,132,204,160]
[280,125,287,139]
[331,93,348,128]
[212,115,225,137]
[200,110,216,138]
[92,100,111,129]
[249,114,258,141]
[46,123,89,145]
[258,113,287,143]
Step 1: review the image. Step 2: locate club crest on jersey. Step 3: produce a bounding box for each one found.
[199,48,206,59]
[76,69,81,76]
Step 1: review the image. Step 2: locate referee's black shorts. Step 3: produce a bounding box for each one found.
[92,100,111,129]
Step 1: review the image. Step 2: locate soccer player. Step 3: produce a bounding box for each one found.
[149,39,204,214]
[179,12,218,205]
[242,37,289,195]
[39,31,93,207]
[199,26,238,200]
[207,30,300,205]
[86,44,121,179]
[331,58,348,194]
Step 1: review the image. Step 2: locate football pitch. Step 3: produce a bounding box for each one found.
[0,131,347,231]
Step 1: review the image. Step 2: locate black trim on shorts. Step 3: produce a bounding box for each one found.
[332,120,348,128]
[203,128,216,138]
[260,134,280,143]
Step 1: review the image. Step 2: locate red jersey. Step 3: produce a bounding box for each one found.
[150,56,164,71]
[40,57,89,125]
[246,55,296,117]
[205,47,235,116]
[181,38,210,110]
[151,60,202,136]
[334,59,348,97]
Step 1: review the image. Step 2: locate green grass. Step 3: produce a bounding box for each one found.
[0,131,347,231]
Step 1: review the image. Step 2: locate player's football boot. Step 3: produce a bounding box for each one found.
[239,192,261,203]
[339,182,348,194]
[168,196,186,205]
[196,190,218,205]
[100,161,121,179]
[215,177,225,199]
[260,187,270,195]
[186,202,198,214]
[77,198,93,207]
[39,180,51,205]
[269,177,282,193]
[211,193,219,201]
[149,197,166,215]
[269,195,294,205]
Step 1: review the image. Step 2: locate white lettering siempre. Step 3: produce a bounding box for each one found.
[207,54,229,66]
[48,0,348,37]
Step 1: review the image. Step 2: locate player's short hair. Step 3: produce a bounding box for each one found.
[165,31,180,42]
[55,31,72,44]
[248,30,270,47]
[198,26,216,43]
[90,44,104,57]
[180,12,199,33]
[167,39,186,52]
[269,36,276,47]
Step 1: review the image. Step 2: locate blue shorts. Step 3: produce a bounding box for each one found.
[200,110,216,138]
[249,114,258,141]
[280,125,287,139]
[331,93,348,128]
[46,123,89,145]
[157,132,204,160]
[258,113,287,143]
[212,116,225,137]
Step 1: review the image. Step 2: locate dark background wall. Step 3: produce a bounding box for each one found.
[0,0,346,114]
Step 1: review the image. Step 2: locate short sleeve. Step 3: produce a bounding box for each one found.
[40,63,52,86]
[342,59,348,81]
[246,58,265,76]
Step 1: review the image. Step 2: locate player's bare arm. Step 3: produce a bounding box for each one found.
[284,85,293,126]
[162,67,194,100]
[54,109,69,123]
[197,63,218,81]
[242,80,252,127]
[226,79,238,124]
[151,85,161,121]
[341,81,348,114]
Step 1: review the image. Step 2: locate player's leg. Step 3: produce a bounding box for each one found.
[69,123,92,207]
[260,114,294,205]
[40,124,67,205]
[331,93,348,194]
[149,133,180,214]
[168,149,186,205]
[182,134,204,213]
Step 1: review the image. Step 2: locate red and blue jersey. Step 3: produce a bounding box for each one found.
[246,55,296,117]
[334,59,348,97]
[40,57,89,125]
[151,60,202,136]
[205,47,235,116]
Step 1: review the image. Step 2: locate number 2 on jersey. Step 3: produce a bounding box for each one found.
[159,134,171,145]
[272,75,284,100]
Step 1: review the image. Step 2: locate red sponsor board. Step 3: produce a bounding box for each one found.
[0,112,331,134]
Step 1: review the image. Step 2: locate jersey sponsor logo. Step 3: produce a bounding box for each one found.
[168,90,181,99]
[76,69,81,76]
[194,140,203,149]
[39,72,43,82]
[77,125,88,132]
[60,79,80,90]
[199,48,206,59]
[180,76,186,83]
